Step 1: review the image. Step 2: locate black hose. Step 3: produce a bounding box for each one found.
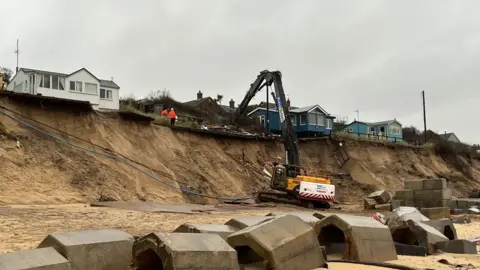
[329,260,419,270]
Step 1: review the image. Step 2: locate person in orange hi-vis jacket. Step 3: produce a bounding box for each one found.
[168,108,177,127]
[160,108,168,116]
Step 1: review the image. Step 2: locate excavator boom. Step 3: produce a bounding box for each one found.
[232,70,299,167]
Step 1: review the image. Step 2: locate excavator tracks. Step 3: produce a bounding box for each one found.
[256,191,331,209]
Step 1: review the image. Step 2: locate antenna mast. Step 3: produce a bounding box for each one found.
[14,39,19,73]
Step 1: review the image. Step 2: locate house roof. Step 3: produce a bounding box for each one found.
[183,97,216,107]
[290,104,329,115]
[16,67,119,89]
[247,105,335,118]
[347,119,402,127]
[99,79,120,89]
[439,132,457,140]
[220,105,235,113]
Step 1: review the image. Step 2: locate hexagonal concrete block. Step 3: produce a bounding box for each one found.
[227,215,327,270]
[0,247,71,270]
[266,212,320,227]
[38,229,134,270]
[133,232,240,270]
[390,220,448,254]
[225,216,275,230]
[436,239,477,254]
[421,218,457,240]
[173,223,238,240]
[314,214,397,262]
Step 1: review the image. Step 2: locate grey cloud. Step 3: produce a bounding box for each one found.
[1,0,479,143]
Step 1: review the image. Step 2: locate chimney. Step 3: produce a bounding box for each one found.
[197,90,203,100]
[229,99,235,109]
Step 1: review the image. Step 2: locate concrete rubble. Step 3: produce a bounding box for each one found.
[266,211,320,227]
[227,215,327,270]
[38,229,134,270]
[225,216,275,229]
[436,239,478,254]
[364,190,391,210]
[0,247,71,270]
[421,218,457,240]
[173,223,239,240]
[390,219,448,254]
[133,232,240,269]
[314,214,397,262]
[386,206,430,228]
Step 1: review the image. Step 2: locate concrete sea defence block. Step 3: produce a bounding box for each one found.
[386,207,430,228]
[394,243,427,256]
[134,232,240,270]
[173,223,238,240]
[314,214,397,262]
[420,207,451,220]
[225,216,275,230]
[266,212,320,227]
[436,239,477,254]
[422,178,447,190]
[390,220,448,254]
[38,229,134,270]
[394,189,414,201]
[0,247,71,270]
[227,215,327,270]
[390,199,403,210]
[421,218,457,240]
[367,190,391,204]
[404,180,424,191]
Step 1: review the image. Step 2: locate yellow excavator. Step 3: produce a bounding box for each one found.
[232,70,336,209]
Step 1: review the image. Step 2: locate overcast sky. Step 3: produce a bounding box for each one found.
[1,0,479,143]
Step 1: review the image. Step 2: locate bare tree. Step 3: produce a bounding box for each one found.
[0,67,13,84]
[215,94,223,104]
[147,88,172,101]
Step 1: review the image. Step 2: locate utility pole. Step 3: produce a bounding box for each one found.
[422,90,427,143]
[266,85,269,134]
[14,39,19,73]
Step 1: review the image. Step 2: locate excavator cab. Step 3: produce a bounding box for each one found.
[271,163,288,189]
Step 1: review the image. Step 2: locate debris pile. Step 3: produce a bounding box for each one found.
[363,190,392,210]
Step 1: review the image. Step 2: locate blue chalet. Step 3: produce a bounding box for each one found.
[247,104,336,137]
[343,119,403,142]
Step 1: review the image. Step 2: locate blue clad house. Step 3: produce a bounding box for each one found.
[343,119,403,142]
[247,104,335,137]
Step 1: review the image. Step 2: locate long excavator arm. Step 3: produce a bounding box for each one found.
[232,70,300,168]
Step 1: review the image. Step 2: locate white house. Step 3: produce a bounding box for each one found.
[7,67,120,110]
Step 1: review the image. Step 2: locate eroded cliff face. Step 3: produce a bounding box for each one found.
[0,96,478,205]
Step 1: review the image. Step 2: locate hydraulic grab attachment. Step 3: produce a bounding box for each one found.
[232,70,335,209]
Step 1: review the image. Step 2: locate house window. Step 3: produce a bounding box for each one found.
[290,114,296,126]
[259,115,265,126]
[300,114,307,125]
[70,81,83,92]
[85,83,97,94]
[390,126,400,135]
[100,88,113,99]
[316,114,325,126]
[24,80,27,91]
[326,118,332,129]
[40,74,50,88]
[369,126,375,134]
